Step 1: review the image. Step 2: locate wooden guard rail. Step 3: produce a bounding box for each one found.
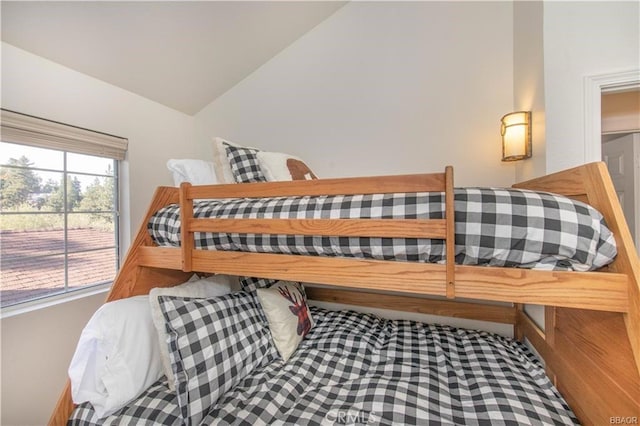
[178,166,457,298]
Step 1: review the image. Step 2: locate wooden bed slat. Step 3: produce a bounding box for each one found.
[555,308,640,404]
[191,250,448,296]
[516,308,546,346]
[552,313,640,424]
[136,247,629,312]
[512,165,586,196]
[187,172,446,199]
[307,287,517,324]
[189,218,447,239]
[454,265,628,312]
[138,247,183,270]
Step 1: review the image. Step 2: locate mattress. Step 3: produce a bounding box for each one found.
[148,188,617,271]
[69,307,578,425]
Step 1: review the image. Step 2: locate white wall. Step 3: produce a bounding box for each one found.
[195,1,516,187]
[513,1,546,182]
[193,0,516,343]
[1,43,197,425]
[1,293,105,426]
[2,43,197,239]
[543,1,640,173]
[512,0,547,330]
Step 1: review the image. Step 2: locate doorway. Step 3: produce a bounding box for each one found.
[600,87,640,253]
[584,70,640,253]
[602,132,639,252]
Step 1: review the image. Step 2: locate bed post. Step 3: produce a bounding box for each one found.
[513,304,524,341]
[445,166,455,298]
[180,182,194,272]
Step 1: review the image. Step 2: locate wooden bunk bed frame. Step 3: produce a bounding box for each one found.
[50,162,639,425]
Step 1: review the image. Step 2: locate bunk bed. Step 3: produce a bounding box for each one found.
[50,162,640,425]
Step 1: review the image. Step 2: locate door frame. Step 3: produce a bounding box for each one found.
[584,69,640,162]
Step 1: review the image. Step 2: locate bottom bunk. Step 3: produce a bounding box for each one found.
[49,162,640,425]
[68,305,576,425]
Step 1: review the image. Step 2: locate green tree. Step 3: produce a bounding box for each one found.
[80,175,114,222]
[46,176,83,212]
[0,156,42,209]
[41,178,59,194]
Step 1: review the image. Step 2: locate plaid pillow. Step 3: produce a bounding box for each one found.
[159,293,277,425]
[223,142,267,183]
[239,276,279,293]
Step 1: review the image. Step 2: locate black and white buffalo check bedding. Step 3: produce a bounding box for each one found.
[148,188,617,271]
[69,307,578,425]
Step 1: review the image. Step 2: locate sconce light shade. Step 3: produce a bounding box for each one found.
[501,111,532,161]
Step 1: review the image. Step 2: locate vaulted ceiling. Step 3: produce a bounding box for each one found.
[1,1,346,115]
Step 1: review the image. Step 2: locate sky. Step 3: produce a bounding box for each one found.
[0,141,114,191]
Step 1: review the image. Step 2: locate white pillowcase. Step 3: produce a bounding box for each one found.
[68,296,162,419]
[256,151,317,181]
[166,159,218,186]
[256,281,314,361]
[149,274,237,390]
[213,137,318,184]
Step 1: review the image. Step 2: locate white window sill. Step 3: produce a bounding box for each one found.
[0,284,110,319]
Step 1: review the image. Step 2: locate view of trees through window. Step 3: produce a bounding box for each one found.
[0,142,119,307]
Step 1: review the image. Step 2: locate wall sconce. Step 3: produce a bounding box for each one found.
[501,111,532,161]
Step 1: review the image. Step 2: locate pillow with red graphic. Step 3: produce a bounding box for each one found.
[255,280,314,361]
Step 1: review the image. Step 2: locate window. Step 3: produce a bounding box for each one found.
[0,110,128,308]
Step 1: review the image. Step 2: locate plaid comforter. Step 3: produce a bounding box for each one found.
[69,307,577,425]
[148,188,617,271]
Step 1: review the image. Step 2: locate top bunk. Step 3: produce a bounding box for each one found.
[123,161,639,373]
[133,163,633,314]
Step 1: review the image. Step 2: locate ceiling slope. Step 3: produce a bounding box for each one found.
[1,1,345,115]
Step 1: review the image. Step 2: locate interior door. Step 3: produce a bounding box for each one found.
[602,133,640,253]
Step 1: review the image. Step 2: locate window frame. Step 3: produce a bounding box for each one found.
[0,110,128,313]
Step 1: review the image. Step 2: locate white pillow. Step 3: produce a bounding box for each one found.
[149,274,237,390]
[256,281,314,361]
[256,151,318,181]
[166,159,217,186]
[68,296,162,419]
[213,137,318,183]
